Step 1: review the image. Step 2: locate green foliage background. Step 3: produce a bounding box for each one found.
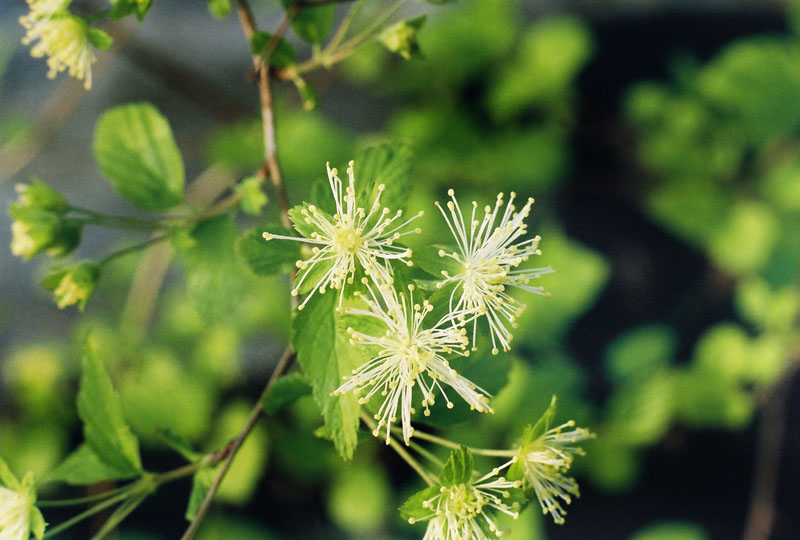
[1,0,799,539]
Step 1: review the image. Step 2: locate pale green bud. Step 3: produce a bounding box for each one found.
[42,261,100,310]
[379,16,426,61]
[233,175,268,216]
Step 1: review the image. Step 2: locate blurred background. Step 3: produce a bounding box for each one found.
[1,0,799,539]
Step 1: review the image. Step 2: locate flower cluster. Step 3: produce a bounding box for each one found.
[435,189,553,354]
[19,0,108,89]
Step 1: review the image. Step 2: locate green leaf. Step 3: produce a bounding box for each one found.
[154,429,200,462]
[30,507,46,540]
[413,244,462,279]
[286,2,335,44]
[186,467,215,521]
[175,215,245,320]
[87,28,114,51]
[262,372,312,414]
[77,335,142,475]
[45,444,139,485]
[604,325,676,383]
[439,446,473,487]
[233,176,268,215]
[237,226,301,276]
[207,0,231,18]
[293,292,364,460]
[354,143,413,213]
[93,103,185,211]
[250,31,296,69]
[110,0,151,20]
[630,521,708,540]
[708,201,779,277]
[526,395,557,442]
[0,454,20,490]
[399,485,439,521]
[288,202,327,238]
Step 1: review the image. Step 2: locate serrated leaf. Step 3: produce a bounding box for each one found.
[354,143,413,212]
[288,202,326,238]
[413,244,461,279]
[185,467,215,521]
[176,215,245,320]
[77,335,142,475]
[45,444,139,485]
[262,372,312,414]
[237,226,301,276]
[439,446,473,487]
[399,485,440,521]
[293,292,364,460]
[93,103,185,211]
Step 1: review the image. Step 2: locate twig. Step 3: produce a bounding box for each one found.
[180,347,296,540]
[742,351,800,540]
[360,411,435,486]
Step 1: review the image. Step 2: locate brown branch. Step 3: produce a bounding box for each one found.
[180,347,295,540]
[742,351,800,540]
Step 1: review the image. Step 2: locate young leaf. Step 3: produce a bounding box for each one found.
[250,31,296,69]
[354,143,413,212]
[439,446,473,487]
[236,226,301,276]
[526,395,557,443]
[45,444,139,486]
[285,2,335,44]
[93,102,185,211]
[77,335,142,475]
[207,0,231,18]
[399,485,440,521]
[293,292,364,460]
[262,372,312,414]
[87,28,114,51]
[0,454,20,490]
[175,215,245,320]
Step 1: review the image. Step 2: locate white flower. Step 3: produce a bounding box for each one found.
[23,0,71,18]
[20,12,96,89]
[516,420,592,524]
[0,486,32,540]
[435,190,553,354]
[416,467,521,539]
[263,160,422,310]
[333,282,492,444]
[9,222,37,259]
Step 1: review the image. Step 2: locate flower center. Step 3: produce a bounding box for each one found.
[443,484,485,523]
[333,223,362,253]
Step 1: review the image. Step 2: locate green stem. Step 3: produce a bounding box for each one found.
[70,207,183,231]
[334,0,405,54]
[42,490,131,538]
[410,430,517,458]
[98,235,170,266]
[37,485,132,508]
[407,439,444,469]
[324,0,365,53]
[360,412,435,486]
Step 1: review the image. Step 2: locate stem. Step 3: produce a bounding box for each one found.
[42,491,131,538]
[409,429,516,458]
[180,347,296,540]
[407,439,444,469]
[98,235,169,266]
[360,412,435,486]
[71,207,181,231]
[742,350,800,540]
[37,485,132,508]
[324,0,365,53]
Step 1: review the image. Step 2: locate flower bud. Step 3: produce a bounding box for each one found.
[0,457,46,540]
[8,205,82,260]
[233,175,268,216]
[14,179,68,213]
[42,261,100,310]
[379,16,426,61]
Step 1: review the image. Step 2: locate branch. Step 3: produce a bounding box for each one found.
[742,349,800,540]
[180,347,295,540]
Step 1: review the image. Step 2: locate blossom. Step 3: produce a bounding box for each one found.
[20,11,96,89]
[0,486,33,540]
[333,283,492,444]
[435,189,554,354]
[22,0,71,18]
[43,261,100,310]
[514,414,592,524]
[414,467,521,539]
[263,161,422,310]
